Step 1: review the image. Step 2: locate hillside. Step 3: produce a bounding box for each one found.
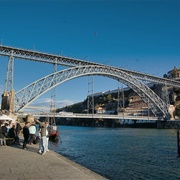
[56,83,180,119]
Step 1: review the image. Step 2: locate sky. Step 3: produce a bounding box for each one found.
[0,0,180,112]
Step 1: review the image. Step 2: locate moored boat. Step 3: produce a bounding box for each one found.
[49,125,59,142]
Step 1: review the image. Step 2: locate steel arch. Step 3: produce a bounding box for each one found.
[15,65,169,118]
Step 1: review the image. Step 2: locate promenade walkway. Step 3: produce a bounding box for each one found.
[0,143,106,180]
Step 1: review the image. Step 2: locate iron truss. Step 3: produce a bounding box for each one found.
[15,65,169,119]
[0,45,180,88]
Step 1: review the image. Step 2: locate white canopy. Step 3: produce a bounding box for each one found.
[0,114,15,122]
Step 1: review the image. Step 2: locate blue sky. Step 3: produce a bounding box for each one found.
[0,0,180,112]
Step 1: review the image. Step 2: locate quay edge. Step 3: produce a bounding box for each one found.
[156,120,180,129]
[0,144,107,180]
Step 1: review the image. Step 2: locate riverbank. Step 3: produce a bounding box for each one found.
[56,119,180,129]
[157,120,180,129]
[0,143,106,180]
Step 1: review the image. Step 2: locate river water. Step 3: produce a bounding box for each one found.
[49,126,180,180]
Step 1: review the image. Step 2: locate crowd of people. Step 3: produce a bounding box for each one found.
[22,119,51,155]
[0,117,51,156]
[0,120,22,145]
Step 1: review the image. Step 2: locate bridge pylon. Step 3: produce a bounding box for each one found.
[87,75,94,114]
[1,50,15,113]
[1,90,15,113]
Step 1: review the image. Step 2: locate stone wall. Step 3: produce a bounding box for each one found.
[157,120,180,129]
[1,90,15,113]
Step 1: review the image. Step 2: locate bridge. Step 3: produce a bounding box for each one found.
[0,45,180,120]
[16,112,162,121]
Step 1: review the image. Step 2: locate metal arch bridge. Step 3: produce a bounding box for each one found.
[0,45,180,119]
[15,65,169,118]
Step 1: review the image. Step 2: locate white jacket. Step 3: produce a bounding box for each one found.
[29,125,36,134]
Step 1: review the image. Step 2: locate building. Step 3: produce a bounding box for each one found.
[165,66,180,80]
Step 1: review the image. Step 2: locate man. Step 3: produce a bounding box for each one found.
[36,119,48,155]
[15,121,22,144]
[0,124,6,145]
[1,123,8,138]
[45,121,51,152]
[22,122,30,149]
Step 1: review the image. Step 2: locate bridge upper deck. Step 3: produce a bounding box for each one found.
[0,45,180,88]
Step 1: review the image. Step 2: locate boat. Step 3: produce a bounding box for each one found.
[48,61,59,142]
[49,124,59,142]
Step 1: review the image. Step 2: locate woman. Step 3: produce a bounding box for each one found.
[29,122,36,145]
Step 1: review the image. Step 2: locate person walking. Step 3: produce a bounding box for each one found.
[22,122,30,149]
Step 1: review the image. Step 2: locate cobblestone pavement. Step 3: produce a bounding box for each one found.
[0,143,106,180]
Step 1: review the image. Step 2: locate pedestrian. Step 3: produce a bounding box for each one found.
[45,121,51,151]
[1,123,8,138]
[7,121,12,132]
[15,121,22,144]
[8,125,16,138]
[0,125,6,145]
[22,122,30,149]
[29,121,36,145]
[35,119,48,155]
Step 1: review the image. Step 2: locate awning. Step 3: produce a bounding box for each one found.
[0,114,15,122]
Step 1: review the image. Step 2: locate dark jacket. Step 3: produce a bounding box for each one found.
[23,126,29,138]
[16,123,22,134]
[1,125,8,138]
[8,127,16,138]
[0,126,4,138]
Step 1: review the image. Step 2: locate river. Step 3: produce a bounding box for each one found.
[49,126,180,180]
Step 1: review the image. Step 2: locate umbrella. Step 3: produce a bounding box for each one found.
[0,114,15,121]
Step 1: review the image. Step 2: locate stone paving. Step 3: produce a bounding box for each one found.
[0,143,107,180]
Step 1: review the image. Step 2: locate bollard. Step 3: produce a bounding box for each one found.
[177,130,180,157]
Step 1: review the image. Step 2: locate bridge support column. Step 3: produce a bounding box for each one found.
[1,90,15,113]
